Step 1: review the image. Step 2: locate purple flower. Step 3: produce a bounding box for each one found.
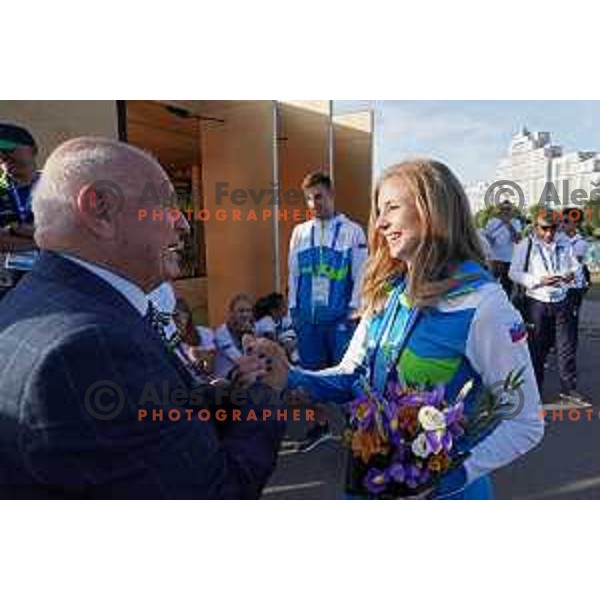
[385,380,401,402]
[445,401,464,426]
[350,397,375,430]
[400,392,423,407]
[393,444,407,463]
[418,469,431,485]
[383,399,399,422]
[387,463,406,483]
[405,464,421,489]
[441,430,453,452]
[388,428,403,446]
[425,430,443,454]
[424,384,445,407]
[448,422,465,438]
[364,468,389,495]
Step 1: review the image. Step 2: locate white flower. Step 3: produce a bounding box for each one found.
[418,406,446,431]
[412,433,431,459]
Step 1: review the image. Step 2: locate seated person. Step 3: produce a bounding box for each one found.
[254,292,300,364]
[214,293,255,378]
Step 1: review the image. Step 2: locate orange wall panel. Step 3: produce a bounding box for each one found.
[200,101,275,325]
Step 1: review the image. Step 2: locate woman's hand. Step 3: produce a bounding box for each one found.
[242,334,289,391]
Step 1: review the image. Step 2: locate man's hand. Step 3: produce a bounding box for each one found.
[541,275,563,287]
[231,353,268,389]
[242,335,289,391]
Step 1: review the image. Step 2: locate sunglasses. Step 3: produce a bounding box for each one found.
[538,224,558,232]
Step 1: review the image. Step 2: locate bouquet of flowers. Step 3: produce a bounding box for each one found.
[345,368,525,499]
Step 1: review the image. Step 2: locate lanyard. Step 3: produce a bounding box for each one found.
[536,242,561,274]
[368,280,421,391]
[310,218,342,273]
[7,179,33,223]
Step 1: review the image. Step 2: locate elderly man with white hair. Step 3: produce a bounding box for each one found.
[0,137,288,499]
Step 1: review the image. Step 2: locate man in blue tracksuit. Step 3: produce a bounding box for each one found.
[288,171,367,449]
[0,124,40,302]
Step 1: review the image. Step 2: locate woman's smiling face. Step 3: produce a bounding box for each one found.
[375,176,423,261]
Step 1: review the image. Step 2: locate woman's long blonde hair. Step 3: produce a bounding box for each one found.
[361,159,486,316]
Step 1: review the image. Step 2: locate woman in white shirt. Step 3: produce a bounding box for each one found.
[213,293,255,378]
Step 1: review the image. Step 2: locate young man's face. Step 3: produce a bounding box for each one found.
[304,184,335,219]
[536,220,557,244]
[499,204,512,221]
[0,145,37,182]
[562,216,578,235]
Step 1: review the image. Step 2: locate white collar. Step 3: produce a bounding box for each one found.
[61,253,149,316]
[147,281,176,314]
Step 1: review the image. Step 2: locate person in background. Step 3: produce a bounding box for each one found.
[254,292,299,364]
[0,124,40,301]
[288,171,368,450]
[483,200,522,297]
[214,293,255,378]
[558,209,590,355]
[174,297,217,376]
[509,213,585,405]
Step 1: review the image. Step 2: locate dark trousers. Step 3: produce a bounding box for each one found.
[527,297,577,395]
[491,261,513,297]
[568,288,585,349]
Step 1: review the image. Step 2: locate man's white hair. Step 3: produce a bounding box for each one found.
[33,137,161,240]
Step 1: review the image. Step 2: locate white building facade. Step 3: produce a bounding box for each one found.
[466,128,600,213]
[495,127,600,208]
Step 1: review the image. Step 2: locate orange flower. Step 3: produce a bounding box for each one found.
[397,406,419,436]
[351,429,389,463]
[427,454,444,473]
[428,451,451,473]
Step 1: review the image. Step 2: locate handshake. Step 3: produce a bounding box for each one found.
[230,334,290,391]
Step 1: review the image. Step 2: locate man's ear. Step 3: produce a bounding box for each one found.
[75,182,121,239]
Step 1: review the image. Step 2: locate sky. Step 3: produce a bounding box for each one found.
[334,101,600,184]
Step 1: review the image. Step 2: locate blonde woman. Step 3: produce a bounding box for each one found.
[280,159,544,499]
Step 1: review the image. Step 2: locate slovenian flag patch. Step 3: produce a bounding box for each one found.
[509,321,528,343]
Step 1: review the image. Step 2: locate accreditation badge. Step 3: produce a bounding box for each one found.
[312,275,330,306]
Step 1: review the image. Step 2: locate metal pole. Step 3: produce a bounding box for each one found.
[328,100,335,183]
[370,107,376,185]
[272,101,281,292]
